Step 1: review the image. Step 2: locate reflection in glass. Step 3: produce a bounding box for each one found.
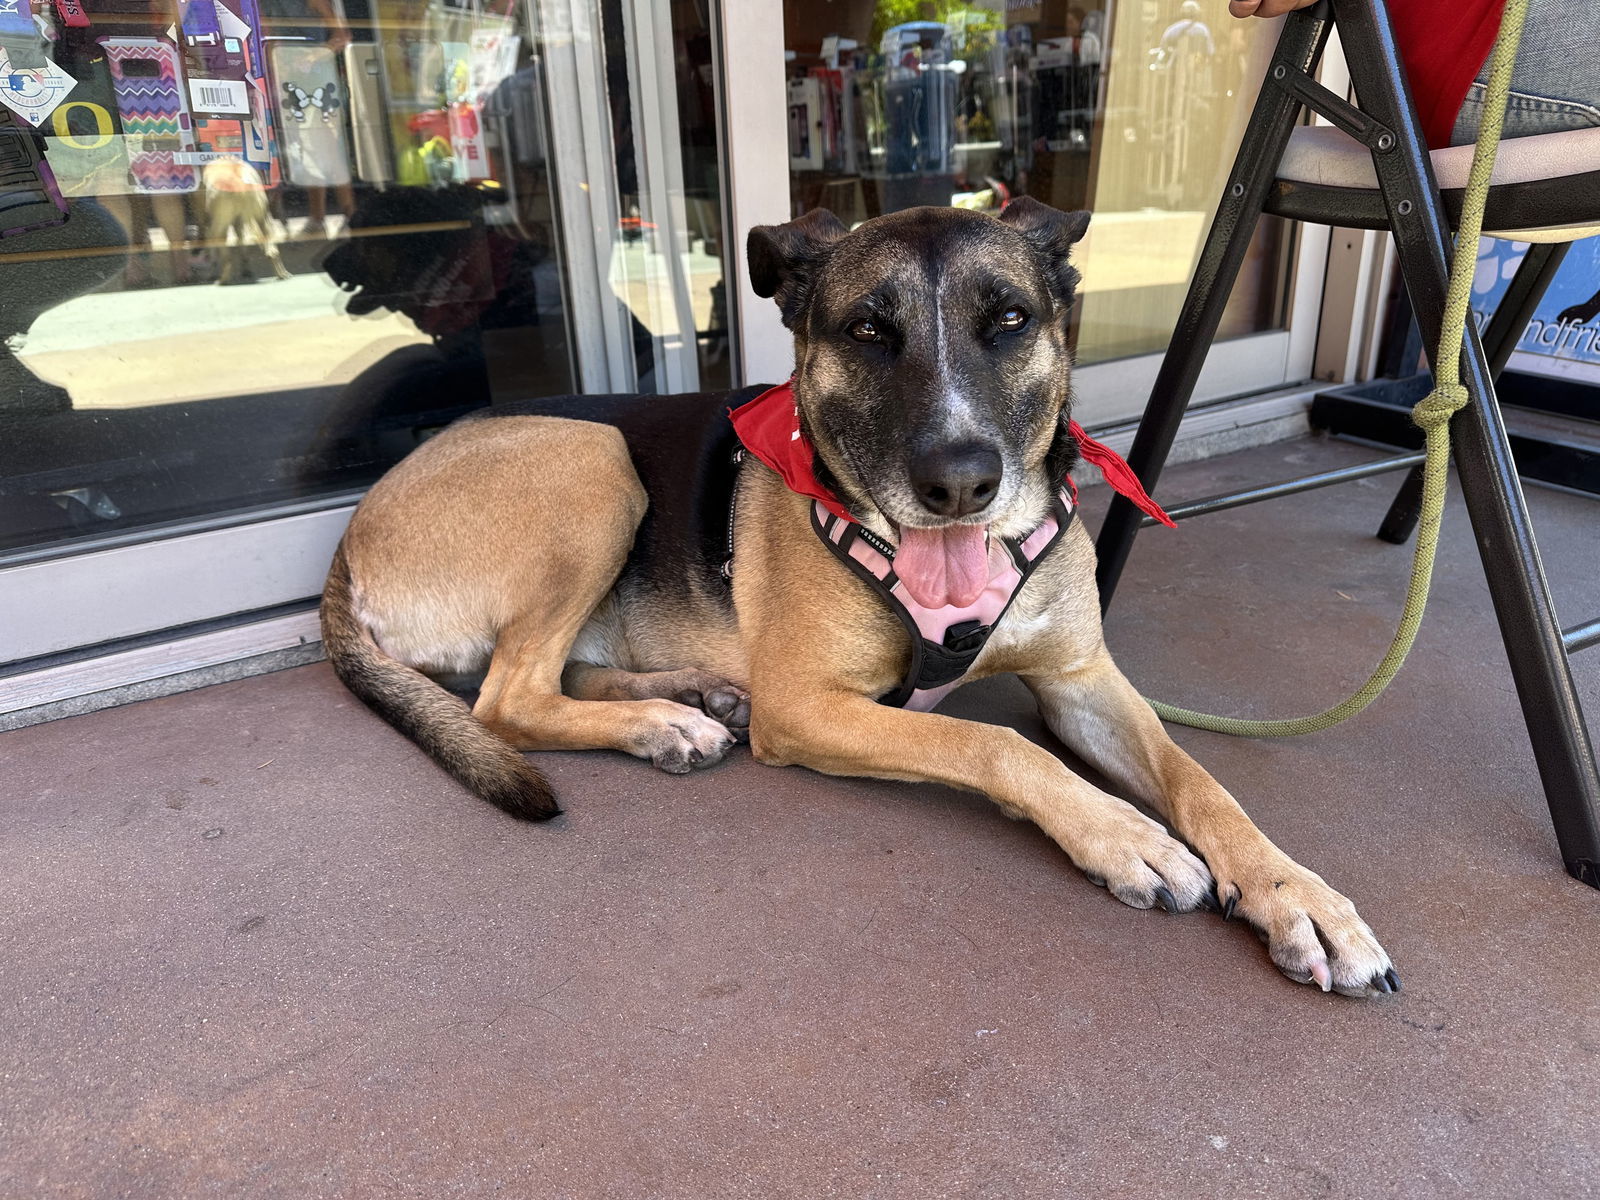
[0,0,725,563]
[781,0,1294,366]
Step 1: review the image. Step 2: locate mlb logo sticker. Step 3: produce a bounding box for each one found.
[0,50,77,127]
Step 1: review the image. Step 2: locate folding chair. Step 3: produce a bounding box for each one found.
[1091,0,1600,888]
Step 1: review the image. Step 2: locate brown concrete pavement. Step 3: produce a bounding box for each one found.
[3,435,1599,1198]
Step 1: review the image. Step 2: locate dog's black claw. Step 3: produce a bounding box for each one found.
[1384,968,1401,993]
[687,747,704,764]
[1084,872,1107,888]
[1198,884,1221,913]
[1153,885,1178,913]
[1222,891,1239,921]
[1370,971,1392,994]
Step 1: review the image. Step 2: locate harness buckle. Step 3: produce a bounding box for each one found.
[942,620,990,654]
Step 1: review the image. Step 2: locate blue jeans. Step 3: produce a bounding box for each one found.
[1449,0,1600,144]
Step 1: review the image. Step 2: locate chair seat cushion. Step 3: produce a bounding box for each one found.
[1278,124,1600,189]
[1267,124,1600,238]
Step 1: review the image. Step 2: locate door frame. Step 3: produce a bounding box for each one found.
[718,0,1350,424]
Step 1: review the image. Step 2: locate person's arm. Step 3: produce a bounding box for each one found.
[1228,0,1316,16]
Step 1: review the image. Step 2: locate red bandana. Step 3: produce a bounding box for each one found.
[728,381,1176,529]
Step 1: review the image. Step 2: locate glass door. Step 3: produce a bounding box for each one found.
[0,0,727,680]
[723,0,1328,425]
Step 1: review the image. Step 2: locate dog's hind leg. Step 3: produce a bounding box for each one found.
[210,209,236,285]
[255,213,291,279]
[476,629,738,773]
[563,663,751,740]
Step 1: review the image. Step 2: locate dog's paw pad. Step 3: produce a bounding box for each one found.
[673,678,751,733]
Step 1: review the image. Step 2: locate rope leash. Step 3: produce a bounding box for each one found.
[1146,0,1528,738]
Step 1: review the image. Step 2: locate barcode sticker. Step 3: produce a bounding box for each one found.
[189,78,249,114]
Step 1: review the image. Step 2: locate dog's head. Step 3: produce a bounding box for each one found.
[747,200,1089,605]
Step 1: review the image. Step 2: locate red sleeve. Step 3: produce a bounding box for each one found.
[1386,0,1505,148]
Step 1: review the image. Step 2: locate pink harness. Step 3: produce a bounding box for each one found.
[810,490,1074,710]
[728,382,1174,712]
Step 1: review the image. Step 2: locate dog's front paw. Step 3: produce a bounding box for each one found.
[1076,805,1215,914]
[643,702,739,774]
[1213,855,1397,998]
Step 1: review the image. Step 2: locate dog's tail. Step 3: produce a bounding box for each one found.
[320,543,560,820]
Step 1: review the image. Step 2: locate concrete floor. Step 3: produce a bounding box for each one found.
[4,435,1599,1198]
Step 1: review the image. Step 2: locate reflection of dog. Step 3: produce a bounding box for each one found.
[321,201,1400,999]
[203,158,290,284]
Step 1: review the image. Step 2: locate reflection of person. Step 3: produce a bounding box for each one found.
[1161,1,1216,56]
[1064,8,1103,64]
[1228,0,1600,148]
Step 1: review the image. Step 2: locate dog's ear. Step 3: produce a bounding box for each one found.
[999,198,1091,311]
[747,208,849,327]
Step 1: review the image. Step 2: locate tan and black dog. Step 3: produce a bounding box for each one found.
[321,200,1399,998]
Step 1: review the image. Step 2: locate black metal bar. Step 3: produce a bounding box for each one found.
[1094,5,1333,612]
[1273,66,1380,144]
[1334,0,1600,886]
[1566,619,1600,656]
[1377,463,1426,543]
[1313,391,1600,496]
[1140,452,1425,527]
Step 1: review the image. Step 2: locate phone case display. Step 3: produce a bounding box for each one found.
[0,105,70,236]
[879,23,956,177]
[271,42,351,186]
[39,42,140,197]
[372,0,513,192]
[786,77,822,172]
[100,36,199,193]
[178,0,248,117]
[0,0,49,69]
[440,40,486,180]
[377,35,443,183]
[343,42,393,183]
[1033,35,1099,152]
[186,0,277,184]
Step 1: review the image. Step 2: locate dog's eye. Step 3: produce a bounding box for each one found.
[997,307,1029,332]
[847,319,882,343]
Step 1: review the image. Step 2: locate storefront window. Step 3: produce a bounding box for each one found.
[780,0,1293,365]
[0,0,725,562]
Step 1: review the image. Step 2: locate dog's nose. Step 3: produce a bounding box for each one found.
[910,443,1003,518]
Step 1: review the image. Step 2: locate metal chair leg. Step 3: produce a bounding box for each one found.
[1377,241,1570,544]
[1336,0,1600,884]
[1093,7,1332,613]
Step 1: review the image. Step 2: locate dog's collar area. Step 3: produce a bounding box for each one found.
[810,492,1075,710]
[727,379,1176,531]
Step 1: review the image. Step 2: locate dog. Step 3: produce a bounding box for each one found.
[202,158,291,285]
[320,200,1398,998]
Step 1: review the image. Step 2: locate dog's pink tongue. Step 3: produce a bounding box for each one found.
[896,524,991,609]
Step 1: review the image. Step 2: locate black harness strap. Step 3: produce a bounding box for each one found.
[810,494,1076,708]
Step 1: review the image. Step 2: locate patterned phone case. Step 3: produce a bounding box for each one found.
[100,36,198,193]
